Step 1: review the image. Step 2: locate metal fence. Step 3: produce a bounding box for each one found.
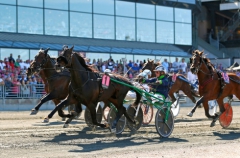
[0,84,46,100]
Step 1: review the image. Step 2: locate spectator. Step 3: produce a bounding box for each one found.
[36,78,43,98]
[132,63,140,77]
[12,77,21,97]
[179,58,187,74]
[0,76,5,97]
[9,60,15,71]
[29,78,37,97]
[0,60,6,70]
[17,55,22,61]
[4,77,14,92]
[236,70,240,77]
[19,60,25,70]
[108,59,114,71]
[21,80,30,97]
[127,60,133,68]
[172,57,180,72]
[14,59,21,71]
[102,61,107,72]
[8,53,15,63]
[162,58,169,73]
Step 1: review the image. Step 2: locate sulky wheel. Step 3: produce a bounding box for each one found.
[84,106,103,129]
[219,102,233,128]
[107,107,126,134]
[155,107,174,138]
[68,104,82,119]
[126,105,143,131]
[141,103,153,126]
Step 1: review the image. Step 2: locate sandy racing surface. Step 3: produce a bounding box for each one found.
[0,106,240,158]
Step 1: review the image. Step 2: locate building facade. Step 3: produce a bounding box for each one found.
[0,0,200,62]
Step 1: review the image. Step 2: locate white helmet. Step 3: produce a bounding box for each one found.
[104,69,111,73]
[138,69,152,79]
[154,65,165,72]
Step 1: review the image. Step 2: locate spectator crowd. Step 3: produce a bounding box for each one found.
[1,53,239,98]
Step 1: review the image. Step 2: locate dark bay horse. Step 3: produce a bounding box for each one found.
[26,48,82,127]
[141,59,199,103]
[188,50,240,126]
[46,46,141,132]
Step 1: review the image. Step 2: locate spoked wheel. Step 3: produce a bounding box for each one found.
[141,103,153,126]
[126,105,143,131]
[68,104,82,119]
[155,107,174,138]
[219,102,233,128]
[107,107,126,134]
[84,106,103,129]
[103,106,110,121]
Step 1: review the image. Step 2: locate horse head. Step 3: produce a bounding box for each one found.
[142,59,156,76]
[56,46,74,68]
[190,50,204,74]
[27,48,50,75]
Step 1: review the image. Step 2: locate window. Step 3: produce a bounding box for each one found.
[0,5,16,32]
[116,1,135,17]
[70,0,92,13]
[156,21,174,44]
[94,14,114,39]
[70,12,92,38]
[45,0,68,10]
[18,7,43,34]
[175,23,192,45]
[116,17,135,41]
[45,10,69,36]
[136,3,155,19]
[137,19,155,42]
[93,0,114,15]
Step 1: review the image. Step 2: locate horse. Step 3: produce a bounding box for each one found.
[26,48,82,127]
[141,59,199,104]
[45,46,141,133]
[188,50,240,126]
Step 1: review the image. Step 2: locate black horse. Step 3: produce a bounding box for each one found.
[26,48,82,127]
[44,46,142,132]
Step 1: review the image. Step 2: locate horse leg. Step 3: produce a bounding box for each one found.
[88,103,106,128]
[209,97,226,127]
[63,102,82,128]
[30,93,55,115]
[187,96,204,117]
[52,99,71,121]
[43,99,70,123]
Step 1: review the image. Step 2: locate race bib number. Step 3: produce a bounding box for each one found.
[102,75,110,89]
[221,72,229,84]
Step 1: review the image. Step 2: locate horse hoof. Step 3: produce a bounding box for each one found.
[210,122,215,127]
[92,126,96,132]
[61,117,66,121]
[43,118,49,123]
[30,109,38,115]
[187,112,193,117]
[110,128,116,134]
[63,124,69,128]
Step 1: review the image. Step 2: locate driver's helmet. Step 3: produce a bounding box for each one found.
[154,65,165,72]
[104,69,111,73]
[138,69,152,79]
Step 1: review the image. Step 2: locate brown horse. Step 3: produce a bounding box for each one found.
[188,50,240,126]
[141,59,199,103]
[46,46,141,133]
[26,48,82,127]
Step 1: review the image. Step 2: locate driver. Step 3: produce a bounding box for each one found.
[142,65,169,103]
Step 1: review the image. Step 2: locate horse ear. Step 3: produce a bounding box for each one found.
[44,48,50,55]
[200,50,204,56]
[70,46,74,52]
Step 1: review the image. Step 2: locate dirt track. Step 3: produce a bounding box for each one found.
[0,106,240,158]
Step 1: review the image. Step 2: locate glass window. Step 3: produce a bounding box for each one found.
[137,19,155,42]
[45,0,68,10]
[18,7,43,34]
[175,23,192,45]
[18,0,43,8]
[156,6,173,21]
[175,8,191,23]
[134,55,155,63]
[93,0,114,15]
[86,52,110,63]
[178,0,195,4]
[0,5,16,32]
[1,48,29,61]
[136,3,155,19]
[70,12,92,38]
[45,10,69,36]
[94,15,114,39]
[116,1,135,17]
[110,54,126,63]
[30,49,58,60]
[116,17,135,41]
[70,0,92,13]
[156,21,174,44]
[0,0,16,5]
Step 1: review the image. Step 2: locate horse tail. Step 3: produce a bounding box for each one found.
[131,88,142,106]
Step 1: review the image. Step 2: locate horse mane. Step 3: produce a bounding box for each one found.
[110,73,132,85]
[73,53,97,72]
[203,57,215,72]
